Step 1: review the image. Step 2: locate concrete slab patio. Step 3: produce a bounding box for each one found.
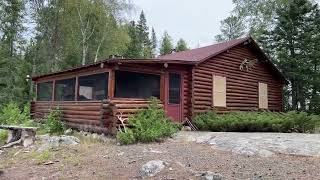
[174,132,320,157]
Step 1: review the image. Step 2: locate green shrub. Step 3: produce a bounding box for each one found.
[116,98,180,145]
[0,130,8,145]
[43,108,66,135]
[116,129,136,145]
[0,102,31,125]
[193,110,320,133]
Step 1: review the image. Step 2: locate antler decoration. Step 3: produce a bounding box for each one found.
[116,112,127,133]
[239,59,258,72]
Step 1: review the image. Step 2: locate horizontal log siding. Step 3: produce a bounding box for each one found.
[109,98,163,128]
[192,45,283,115]
[30,101,113,134]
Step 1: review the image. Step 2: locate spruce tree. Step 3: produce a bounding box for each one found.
[0,0,27,107]
[160,31,173,55]
[176,39,189,52]
[125,21,143,58]
[137,11,152,58]
[262,0,319,111]
[151,27,157,57]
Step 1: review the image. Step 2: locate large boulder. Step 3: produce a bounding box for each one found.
[37,135,80,152]
[139,160,166,177]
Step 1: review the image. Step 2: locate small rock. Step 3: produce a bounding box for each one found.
[139,160,167,177]
[194,171,224,180]
[182,126,192,131]
[169,167,173,171]
[117,152,124,156]
[64,129,73,135]
[0,150,3,155]
[43,161,54,165]
[128,160,136,164]
[0,170,3,176]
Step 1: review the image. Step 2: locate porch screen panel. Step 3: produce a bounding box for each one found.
[37,82,53,101]
[78,73,108,101]
[55,78,76,101]
[115,71,160,99]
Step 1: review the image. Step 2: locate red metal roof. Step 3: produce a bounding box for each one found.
[158,37,250,62]
[32,37,286,83]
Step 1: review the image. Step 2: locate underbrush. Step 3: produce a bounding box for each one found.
[0,102,66,136]
[193,111,320,133]
[0,102,34,126]
[0,130,8,145]
[42,109,66,135]
[116,98,180,145]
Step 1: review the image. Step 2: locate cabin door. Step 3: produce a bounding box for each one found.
[166,72,183,122]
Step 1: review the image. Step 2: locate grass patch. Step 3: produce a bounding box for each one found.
[116,98,180,145]
[193,111,320,133]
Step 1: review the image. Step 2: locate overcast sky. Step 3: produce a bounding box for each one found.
[131,0,320,49]
[131,0,234,48]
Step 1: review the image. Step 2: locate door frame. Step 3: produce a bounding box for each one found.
[164,71,184,122]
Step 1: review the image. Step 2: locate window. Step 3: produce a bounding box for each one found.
[55,78,75,101]
[169,73,181,104]
[37,82,53,101]
[212,75,226,107]
[259,82,268,109]
[78,73,108,101]
[115,71,160,99]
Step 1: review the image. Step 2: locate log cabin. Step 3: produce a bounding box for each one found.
[31,37,287,134]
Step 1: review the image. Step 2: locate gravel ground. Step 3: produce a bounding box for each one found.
[0,132,320,179]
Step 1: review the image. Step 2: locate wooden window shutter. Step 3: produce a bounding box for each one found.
[212,75,226,107]
[259,82,268,109]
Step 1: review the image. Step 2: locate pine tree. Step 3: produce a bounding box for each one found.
[215,15,246,42]
[160,31,173,55]
[262,0,319,111]
[151,27,157,57]
[137,11,152,58]
[176,39,189,52]
[0,0,27,107]
[125,21,143,58]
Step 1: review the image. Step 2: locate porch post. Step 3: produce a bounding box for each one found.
[52,80,56,101]
[75,76,79,101]
[108,69,115,98]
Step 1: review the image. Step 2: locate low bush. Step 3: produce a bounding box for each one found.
[0,102,32,126]
[116,98,180,145]
[43,108,66,135]
[0,130,8,145]
[193,111,320,133]
[116,129,136,145]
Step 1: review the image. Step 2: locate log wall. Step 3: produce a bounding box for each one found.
[30,98,164,134]
[30,101,115,134]
[192,45,284,115]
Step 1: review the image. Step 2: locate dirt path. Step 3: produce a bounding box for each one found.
[0,133,320,179]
